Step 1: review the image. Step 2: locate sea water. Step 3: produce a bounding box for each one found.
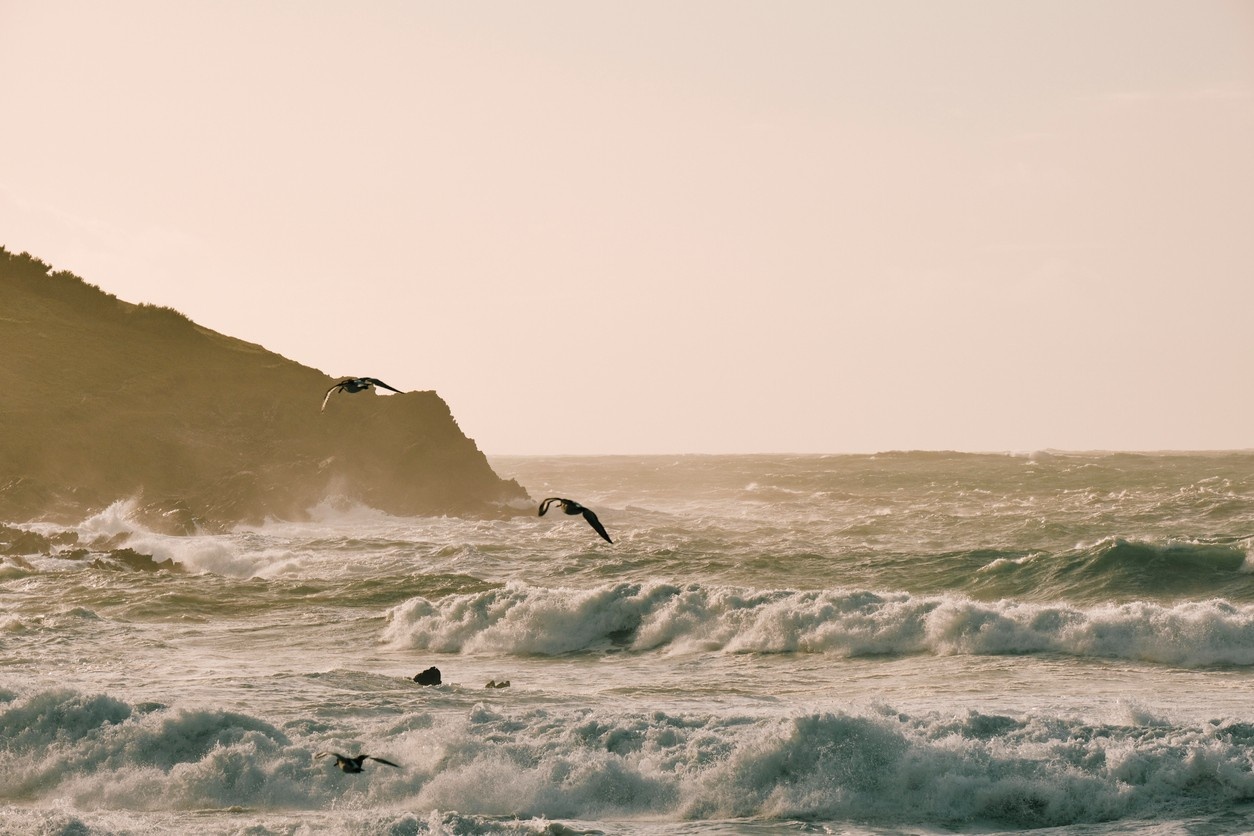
[2,452,1253,835]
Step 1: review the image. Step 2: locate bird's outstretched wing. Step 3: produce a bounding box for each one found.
[581,508,613,544]
[320,383,344,412]
[366,756,402,768]
[538,497,561,517]
[366,378,402,394]
[314,751,343,761]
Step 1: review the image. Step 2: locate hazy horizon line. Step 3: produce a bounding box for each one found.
[486,447,1254,458]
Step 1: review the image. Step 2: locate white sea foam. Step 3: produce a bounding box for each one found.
[6,688,1251,830]
[75,497,145,540]
[4,452,1253,833]
[384,582,1254,667]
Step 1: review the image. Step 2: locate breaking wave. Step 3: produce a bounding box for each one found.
[384,581,1254,667]
[5,688,1254,830]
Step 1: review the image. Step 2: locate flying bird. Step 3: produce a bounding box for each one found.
[315,752,402,773]
[539,497,613,544]
[321,377,402,411]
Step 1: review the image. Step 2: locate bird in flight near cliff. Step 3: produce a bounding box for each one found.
[320,377,402,411]
[315,752,402,773]
[539,497,613,544]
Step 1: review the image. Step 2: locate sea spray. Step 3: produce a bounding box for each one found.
[3,451,1253,833]
[384,582,1254,666]
[9,687,1243,829]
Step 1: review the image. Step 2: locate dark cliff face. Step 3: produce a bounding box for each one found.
[0,248,530,531]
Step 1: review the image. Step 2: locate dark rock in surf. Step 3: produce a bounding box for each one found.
[413,666,441,686]
[1,523,77,556]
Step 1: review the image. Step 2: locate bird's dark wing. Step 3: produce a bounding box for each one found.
[538,498,560,517]
[581,508,613,544]
[366,378,402,394]
[366,756,402,768]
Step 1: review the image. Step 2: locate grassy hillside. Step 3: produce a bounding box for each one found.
[0,248,528,531]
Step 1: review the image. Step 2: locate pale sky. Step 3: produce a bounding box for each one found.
[2,1,1251,454]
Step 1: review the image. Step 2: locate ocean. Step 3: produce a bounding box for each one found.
[2,451,1253,835]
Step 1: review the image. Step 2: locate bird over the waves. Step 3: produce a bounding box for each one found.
[539,497,613,544]
[315,752,402,773]
[321,377,402,411]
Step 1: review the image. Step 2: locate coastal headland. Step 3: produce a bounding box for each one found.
[0,248,529,532]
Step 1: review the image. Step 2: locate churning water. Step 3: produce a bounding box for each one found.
[2,451,1253,834]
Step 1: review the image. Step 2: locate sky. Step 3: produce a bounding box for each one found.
[1,1,1251,455]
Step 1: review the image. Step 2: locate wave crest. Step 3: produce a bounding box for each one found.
[384,582,1254,666]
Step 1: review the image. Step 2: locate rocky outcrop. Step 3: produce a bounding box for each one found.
[0,247,529,531]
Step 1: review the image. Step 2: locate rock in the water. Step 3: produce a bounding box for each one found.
[413,666,441,686]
